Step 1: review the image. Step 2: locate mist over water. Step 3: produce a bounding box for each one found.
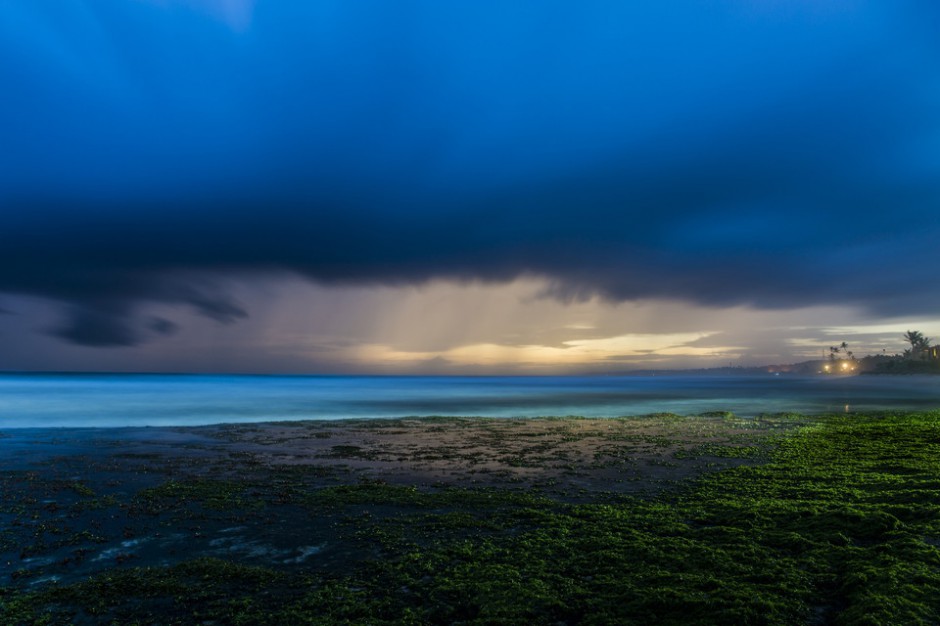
[1,374,940,428]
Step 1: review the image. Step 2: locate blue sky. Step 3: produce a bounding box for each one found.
[1,1,939,372]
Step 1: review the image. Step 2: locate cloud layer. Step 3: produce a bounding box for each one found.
[1,2,939,347]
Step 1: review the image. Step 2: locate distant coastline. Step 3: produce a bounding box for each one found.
[623,356,940,377]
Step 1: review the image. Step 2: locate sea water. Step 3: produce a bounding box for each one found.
[1,373,940,428]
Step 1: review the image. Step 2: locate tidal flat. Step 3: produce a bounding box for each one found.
[2,411,939,624]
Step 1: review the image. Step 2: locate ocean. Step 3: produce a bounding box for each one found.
[2,373,940,428]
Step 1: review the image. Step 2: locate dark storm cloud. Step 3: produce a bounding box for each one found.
[1,1,939,346]
[51,304,138,347]
[147,317,178,337]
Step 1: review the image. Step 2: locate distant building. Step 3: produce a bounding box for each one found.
[915,346,940,360]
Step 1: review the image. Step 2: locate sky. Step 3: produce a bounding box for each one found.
[1,1,939,374]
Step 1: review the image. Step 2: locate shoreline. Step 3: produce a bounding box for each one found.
[2,414,793,584]
[1,413,795,490]
[4,411,940,624]
[4,373,940,429]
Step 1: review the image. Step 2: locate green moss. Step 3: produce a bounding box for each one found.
[67,482,95,498]
[6,412,940,624]
[305,483,552,510]
[135,479,264,513]
[1,558,286,626]
[674,442,766,459]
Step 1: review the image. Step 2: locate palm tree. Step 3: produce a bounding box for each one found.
[904,330,930,351]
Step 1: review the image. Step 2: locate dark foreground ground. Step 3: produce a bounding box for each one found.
[1,411,939,624]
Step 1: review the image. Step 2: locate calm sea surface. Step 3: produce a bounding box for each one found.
[2,374,940,428]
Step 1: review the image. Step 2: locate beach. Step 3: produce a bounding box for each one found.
[6,411,940,624]
[0,414,791,617]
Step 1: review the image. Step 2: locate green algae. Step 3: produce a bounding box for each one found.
[4,412,940,624]
[135,479,265,513]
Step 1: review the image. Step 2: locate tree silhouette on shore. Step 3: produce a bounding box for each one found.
[903,330,931,356]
